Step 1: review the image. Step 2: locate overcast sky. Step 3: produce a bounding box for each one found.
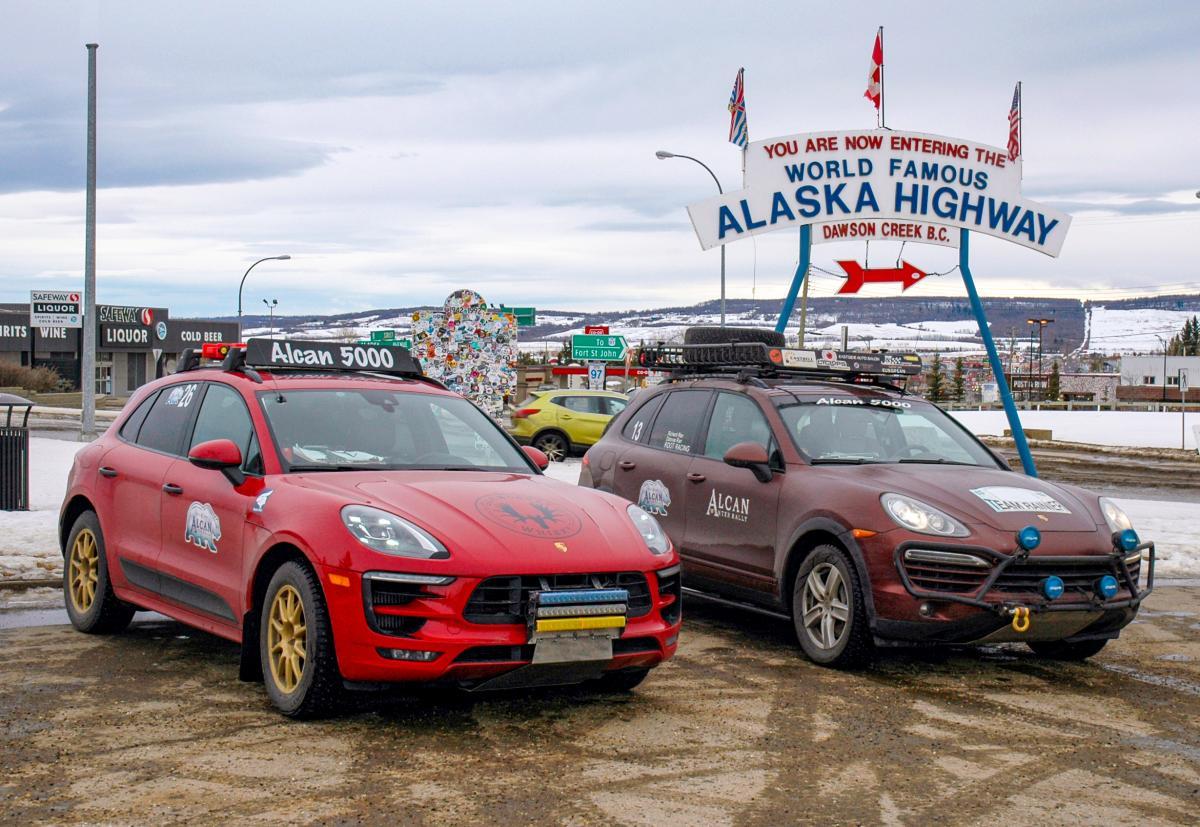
[1,1,1198,318]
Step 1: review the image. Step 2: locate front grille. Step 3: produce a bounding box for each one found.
[454,645,535,664]
[363,576,441,636]
[466,572,652,624]
[903,552,1141,597]
[613,636,660,655]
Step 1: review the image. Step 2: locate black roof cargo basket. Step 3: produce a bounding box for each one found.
[639,341,922,387]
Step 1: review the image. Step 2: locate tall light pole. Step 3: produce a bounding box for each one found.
[262,299,278,338]
[81,43,98,440]
[238,255,290,335]
[656,151,726,326]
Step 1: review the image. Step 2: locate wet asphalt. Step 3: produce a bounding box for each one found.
[1,587,1197,825]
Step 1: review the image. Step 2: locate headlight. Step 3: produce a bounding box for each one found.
[627,504,671,556]
[341,505,449,559]
[881,493,970,537]
[1099,497,1134,534]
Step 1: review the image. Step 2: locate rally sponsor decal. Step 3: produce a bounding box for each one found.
[165,383,198,408]
[637,479,672,517]
[706,489,750,522]
[475,494,582,539]
[252,489,274,514]
[184,502,222,552]
[969,487,1070,514]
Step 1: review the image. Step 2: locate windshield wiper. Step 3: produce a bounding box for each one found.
[810,457,877,465]
[287,464,391,472]
[897,458,978,466]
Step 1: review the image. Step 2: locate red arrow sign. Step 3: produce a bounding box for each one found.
[835,260,928,294]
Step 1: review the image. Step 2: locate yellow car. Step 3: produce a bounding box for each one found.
[508,390,629,461]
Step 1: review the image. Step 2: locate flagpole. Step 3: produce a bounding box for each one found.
[1017,80,1023,181]
[878,26,885,129]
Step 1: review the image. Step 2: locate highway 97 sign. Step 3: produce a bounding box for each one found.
[30,290,83,328]
[571,334,627,361]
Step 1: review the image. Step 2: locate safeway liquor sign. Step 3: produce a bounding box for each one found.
[30,291,83,328]
[687,129,1070,256]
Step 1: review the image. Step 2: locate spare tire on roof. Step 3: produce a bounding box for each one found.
[683,326,786,348]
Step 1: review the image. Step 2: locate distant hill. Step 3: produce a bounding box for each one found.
[230,294,1200,356]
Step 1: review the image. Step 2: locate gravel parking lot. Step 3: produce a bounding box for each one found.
[2,587,1198,825]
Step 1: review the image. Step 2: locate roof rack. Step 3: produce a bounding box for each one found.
[175,338,441,387]
[639,341,922,387]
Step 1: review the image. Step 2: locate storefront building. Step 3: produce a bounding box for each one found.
[0,303,239,396]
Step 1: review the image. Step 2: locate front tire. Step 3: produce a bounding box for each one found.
[1027,638,1109,661]
[63,511,134,634]
[533,431,569,462]
[792,545,873,668]
[260,561,342,718]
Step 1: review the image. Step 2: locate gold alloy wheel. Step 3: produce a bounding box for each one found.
[68,528,100,613]
[267,585,307,693]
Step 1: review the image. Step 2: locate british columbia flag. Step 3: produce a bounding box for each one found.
[728,68,747,148]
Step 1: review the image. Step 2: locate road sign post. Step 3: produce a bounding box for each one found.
[570,334,627,362]
[1181,369,1189,450]
[587,361,606,390]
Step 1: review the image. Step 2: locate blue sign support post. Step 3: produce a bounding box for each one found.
[958,229,1037,477]
[774,224,811,335]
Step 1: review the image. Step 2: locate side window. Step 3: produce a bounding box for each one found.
[189,384,258,471]
[621,393,666,443]
[647,391,712,455]
[136,382,201,455]
[118,390,159,442]
[604,397,628,416]
[558,395,600,414]
[704,393,775,460]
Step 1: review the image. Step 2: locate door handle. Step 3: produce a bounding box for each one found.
[618,460,636,471]
[99,467,118,478]
[687,472,707,483]
[162,483,184,496]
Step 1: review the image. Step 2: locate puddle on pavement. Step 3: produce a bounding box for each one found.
[1098,663,1200,697]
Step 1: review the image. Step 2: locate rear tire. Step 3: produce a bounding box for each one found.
[595,667,650,693]
[683,326,786,347]
[63,511,135,634]
[260,561,343,718]
[533,431,570,462]
[792,545,873,668]
[1027,638,1109,661]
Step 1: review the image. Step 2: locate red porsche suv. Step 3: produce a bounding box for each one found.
[59,339,680,717]
[579,330,1154,667]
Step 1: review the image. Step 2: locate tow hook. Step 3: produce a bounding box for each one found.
[1007,605,1032,633]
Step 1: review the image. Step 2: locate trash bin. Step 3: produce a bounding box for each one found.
[0,393,34,511]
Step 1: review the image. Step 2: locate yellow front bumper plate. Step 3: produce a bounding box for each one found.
[535,615,626,634]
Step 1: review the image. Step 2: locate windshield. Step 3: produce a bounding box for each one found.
[774,397,1000,467]
[259,389,533,473]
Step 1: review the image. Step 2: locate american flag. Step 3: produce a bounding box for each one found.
[728,68,747,148]
[1007,82,1021,161]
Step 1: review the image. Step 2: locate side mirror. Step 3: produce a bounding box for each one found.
[723,441,773,483]
[189,438,245,486]
[522,445,551,471]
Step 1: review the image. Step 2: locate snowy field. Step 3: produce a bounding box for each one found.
[2,442,1196,583]
[950,410,1198,451]
[1088,307,1199,354]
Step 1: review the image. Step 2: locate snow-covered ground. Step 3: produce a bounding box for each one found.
[0,438,83,582]
[2,444,1195,583]
[950,410,1198,451]
[1088,307,1199,354]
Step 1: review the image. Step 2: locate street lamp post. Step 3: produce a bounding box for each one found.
[656,151,726,326]
[237,255,290,335]
[1025,318,1052,402]
[262,299,279,338]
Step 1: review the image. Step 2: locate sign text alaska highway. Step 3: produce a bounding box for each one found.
[687,130,1070,257]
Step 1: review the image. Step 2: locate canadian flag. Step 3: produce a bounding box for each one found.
[864,29,883,113]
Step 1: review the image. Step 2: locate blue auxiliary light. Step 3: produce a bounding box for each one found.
[1041,575,1065,600]
[1118,529,1140,552]
[1095,575,1119,599]
[1017,525,1042,551]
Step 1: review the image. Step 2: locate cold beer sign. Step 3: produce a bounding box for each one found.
[687,129,1070,257]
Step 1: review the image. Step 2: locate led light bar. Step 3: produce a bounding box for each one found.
[364,571,455,586]
[536,589,629,606]
[535,616,627,634]
[903,549,991,568]
[537,603,628,619]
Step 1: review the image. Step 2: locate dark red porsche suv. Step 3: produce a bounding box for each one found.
[579,331,1154,667]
